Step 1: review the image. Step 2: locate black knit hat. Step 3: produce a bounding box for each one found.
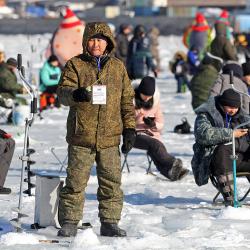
[6,57,17,67]
[219,89,241,108]
[222,63,243,79]
[138,76,155,96]
[242,62,250,76]
[48,54,58,63]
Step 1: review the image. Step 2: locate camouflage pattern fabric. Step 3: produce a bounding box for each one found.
[192,97,232,186]
[58,145,123,225]
[57,22,135,150]
[192,96,250,186]
[57,22,135,225]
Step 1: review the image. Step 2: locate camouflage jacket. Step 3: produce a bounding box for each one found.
[57,22,135,150]
[192,96,250,186]
[192,97,233,186]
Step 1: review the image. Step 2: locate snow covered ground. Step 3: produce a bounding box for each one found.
[0,34,250,250]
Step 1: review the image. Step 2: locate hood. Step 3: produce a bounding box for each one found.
[82,22,116,57]
[214,22,227,36]
[148,26,160,36]
[133,25,146,38]
[194,96,225,128]
[202,52,223,72]
[174,51,187,61]
[119,23,130,34]
[195,96,245,128]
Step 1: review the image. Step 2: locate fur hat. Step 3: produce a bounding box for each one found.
[90,33,108,42]
[219,89,241,108]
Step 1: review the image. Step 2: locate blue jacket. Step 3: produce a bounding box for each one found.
[39,62,61,92]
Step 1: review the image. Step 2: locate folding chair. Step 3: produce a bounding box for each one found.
[50,147,68,172]
[210,172,250,204]
[121,151,153,174]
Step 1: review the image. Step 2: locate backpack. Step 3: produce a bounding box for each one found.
[174,117,191,134]
[191,142,214,186]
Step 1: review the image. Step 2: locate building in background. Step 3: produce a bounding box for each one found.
[167,0,246,17]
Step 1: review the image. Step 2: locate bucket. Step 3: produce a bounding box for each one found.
[12,104,30,126]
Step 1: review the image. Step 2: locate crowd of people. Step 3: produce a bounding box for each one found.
[1,8,250,238]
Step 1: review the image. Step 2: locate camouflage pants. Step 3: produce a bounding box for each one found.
[58,145,123,225]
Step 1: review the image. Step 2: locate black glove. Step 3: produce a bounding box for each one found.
[72,87,92,102]
[0,129,6,138]
[121,128,136,154]
[143,116,156,128]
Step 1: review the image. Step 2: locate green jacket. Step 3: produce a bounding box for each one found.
[210,22,237,61]
[57,22,135,150]
[0,62,22,100]
[190,63,219,110]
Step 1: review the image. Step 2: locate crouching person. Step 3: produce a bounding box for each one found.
[131,76,189,181]
[0,129,15,194]
[56,22,136,237]
[192,89,250,206]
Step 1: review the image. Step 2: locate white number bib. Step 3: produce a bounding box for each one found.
[92,85,106,105]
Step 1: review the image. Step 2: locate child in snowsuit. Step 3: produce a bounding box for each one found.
[170,51,190,93]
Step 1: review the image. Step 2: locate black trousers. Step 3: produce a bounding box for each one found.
[133,134,175,177]
[44,85,58,94]
[210,144,250,176]
[0,137,15,187]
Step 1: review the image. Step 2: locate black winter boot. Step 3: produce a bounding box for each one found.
[0,187,11,194]
[178,168,189,180]
[57,223,78,237]
[168,158,188,181]
[216,174,234,207]
[100,222,127,237]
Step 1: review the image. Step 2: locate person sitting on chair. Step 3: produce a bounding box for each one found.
[0,57,25,108]
[192,88,250,206]
[130,76,189,181]
[39,55,61,111]
[0,128,15,194]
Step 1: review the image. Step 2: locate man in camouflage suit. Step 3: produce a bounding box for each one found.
[57,22,136,237]
[192,89,250,206]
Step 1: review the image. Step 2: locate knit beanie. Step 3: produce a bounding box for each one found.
[138,76,155,96]
[219,89,241,108]
[195,12,205,24]
[222,63,243,79]
[242,62,250,76]
[6,57,17,67]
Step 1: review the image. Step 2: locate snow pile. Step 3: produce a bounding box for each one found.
[72,228,100,248]
[217,206,250,220]
[0,232,40,245]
